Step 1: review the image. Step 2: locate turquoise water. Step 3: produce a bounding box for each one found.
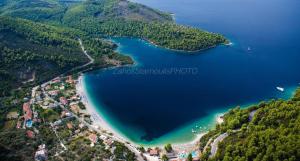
[83,0,300,146]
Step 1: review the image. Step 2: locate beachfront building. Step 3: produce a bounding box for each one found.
[165,152,177,160]
[149,149,159,156]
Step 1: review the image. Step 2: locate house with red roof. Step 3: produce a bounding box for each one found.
[23,102,32,121]
[89,133,98,147]
[51,77,61,84]
[26,130,35,138]
[89,133,98,144]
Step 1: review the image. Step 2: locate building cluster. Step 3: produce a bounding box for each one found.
[21,75,121,159]
[7,74,204,160]
[140,145,201,161]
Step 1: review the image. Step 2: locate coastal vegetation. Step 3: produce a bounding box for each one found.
[187,153,193,161]
[162,154,168,161]
[164,143,173,152]
[0,16,132,96]
[200,88,300,161]
[0,0,227,51]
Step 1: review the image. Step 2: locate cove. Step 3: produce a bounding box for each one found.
[83,0,300,146]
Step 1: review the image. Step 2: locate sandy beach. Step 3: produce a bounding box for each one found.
[173,133,205,151]
[76,75,209,148]
[76,76,136,145]
[76,74,226,161]
[77,75,206,146]
[216,114,224,124]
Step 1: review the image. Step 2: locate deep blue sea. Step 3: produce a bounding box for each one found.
[83,0,300,146]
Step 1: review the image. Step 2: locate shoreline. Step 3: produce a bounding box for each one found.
[76,76,140,147]
[76,74,208,148]
[76,73,297,148]
[74,38,297,151]
[108,36,231,54]
[75,73,298,161]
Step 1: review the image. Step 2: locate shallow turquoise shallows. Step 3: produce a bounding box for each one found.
[83,0,300,146]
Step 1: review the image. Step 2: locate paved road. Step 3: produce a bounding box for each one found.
[208,110,257,158]
[210,133,228,157]
[249,110,257,121]
[203,138,213,153]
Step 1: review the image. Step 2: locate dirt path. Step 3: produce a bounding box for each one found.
[78,38,94,65]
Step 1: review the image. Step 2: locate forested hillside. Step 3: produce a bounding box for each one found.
[0,0,228,51]
[0,16,85,96]
[0,0,66,23]
[0,16,132,96]
[200,89,300,161]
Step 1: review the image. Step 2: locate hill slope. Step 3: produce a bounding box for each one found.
[0,16,132,96]
[200,89,300,161]
[0,0,228,51]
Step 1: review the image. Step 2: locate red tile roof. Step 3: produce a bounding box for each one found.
[26,130,35,138]
[51,77,61,84]
[23,102,32,120]
[89,134,98,143]
[66,122,73,129]
[16,121,21,129]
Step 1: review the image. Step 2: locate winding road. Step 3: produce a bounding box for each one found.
[209,133,228,157]
[78,39,94,66]
[208,110,257,158]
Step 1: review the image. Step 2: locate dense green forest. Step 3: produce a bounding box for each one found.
[0,16,132,96]
[200,88,300,161]
[0,16,85,96]
[0,0,228,51]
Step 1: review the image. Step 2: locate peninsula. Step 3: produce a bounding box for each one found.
[0,0,227,51]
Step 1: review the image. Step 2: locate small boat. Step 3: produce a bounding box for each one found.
[247,47,251,51]
[276,86,284,92]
